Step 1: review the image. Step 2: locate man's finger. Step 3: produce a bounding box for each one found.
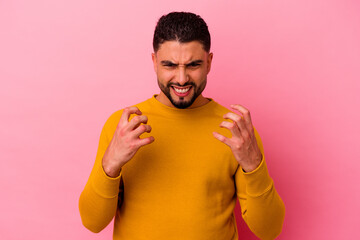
[212,132,232,148]
[120,107,142,124]
[136,136,155,147]
[223,112,250,138]
[223,112,242,123]
[235,116,250,140]
[128,115,148,130]
[132,124,152,138]
[230,104,254,134]
[219,121,241,137]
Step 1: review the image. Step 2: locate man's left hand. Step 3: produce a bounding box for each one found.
[213,104,262,172]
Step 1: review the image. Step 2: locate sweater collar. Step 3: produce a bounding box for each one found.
[148,95,216,116]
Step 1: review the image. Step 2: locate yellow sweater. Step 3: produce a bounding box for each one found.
[79,96,285,240]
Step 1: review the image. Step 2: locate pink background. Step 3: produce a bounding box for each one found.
[1,0,359,239]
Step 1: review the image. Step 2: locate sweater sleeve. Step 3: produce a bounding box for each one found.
[78,115,123,233]
[235,128,285,240]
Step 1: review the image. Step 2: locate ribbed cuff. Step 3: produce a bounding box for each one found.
[243,155,273,197]
[91,163,121,198]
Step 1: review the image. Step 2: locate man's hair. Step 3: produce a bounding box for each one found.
[153,12,211,53]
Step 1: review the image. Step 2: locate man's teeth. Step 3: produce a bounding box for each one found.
[174,87,190,93]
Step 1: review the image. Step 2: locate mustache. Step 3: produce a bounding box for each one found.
[167,82,196,88]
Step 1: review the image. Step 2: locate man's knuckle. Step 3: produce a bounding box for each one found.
[129,142,137,150]
[141,116,147,123]
[237,138,245,144]
[132,116,140,122]
[233,144,242,150]
[118,128,126,136]
[234,116,241,122]
[139,125,146,132]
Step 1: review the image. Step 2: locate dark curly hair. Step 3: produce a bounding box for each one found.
[153,12,211,53]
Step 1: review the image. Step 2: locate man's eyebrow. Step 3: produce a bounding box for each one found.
[160,60,177,65]
[186,60,203,66]
[160,60,203,66]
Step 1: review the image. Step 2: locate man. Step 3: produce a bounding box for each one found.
[79,12,285,240]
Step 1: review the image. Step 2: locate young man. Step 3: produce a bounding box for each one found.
[79,12,285,240]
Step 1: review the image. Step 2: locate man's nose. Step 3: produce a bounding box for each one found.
[178,67,189,86]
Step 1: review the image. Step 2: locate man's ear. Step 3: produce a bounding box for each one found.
[207,52,213,74]
[151,53,157,73]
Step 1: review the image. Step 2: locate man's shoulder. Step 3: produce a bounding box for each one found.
[207,99,233,116]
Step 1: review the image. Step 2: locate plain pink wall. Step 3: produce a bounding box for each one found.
[1,0,359,239]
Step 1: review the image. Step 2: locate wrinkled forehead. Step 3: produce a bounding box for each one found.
[155,40,208,63]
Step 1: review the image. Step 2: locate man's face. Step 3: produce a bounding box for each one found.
[152,41,213,109]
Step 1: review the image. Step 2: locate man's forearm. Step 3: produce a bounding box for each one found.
[238,159,285,240]
[79,163,122,233]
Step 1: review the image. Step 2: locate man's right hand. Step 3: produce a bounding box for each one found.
[102,106,154,178]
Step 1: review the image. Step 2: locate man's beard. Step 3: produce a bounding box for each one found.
[157,78,207,109]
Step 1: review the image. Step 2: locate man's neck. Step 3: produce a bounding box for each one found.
[156,93,209,109]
